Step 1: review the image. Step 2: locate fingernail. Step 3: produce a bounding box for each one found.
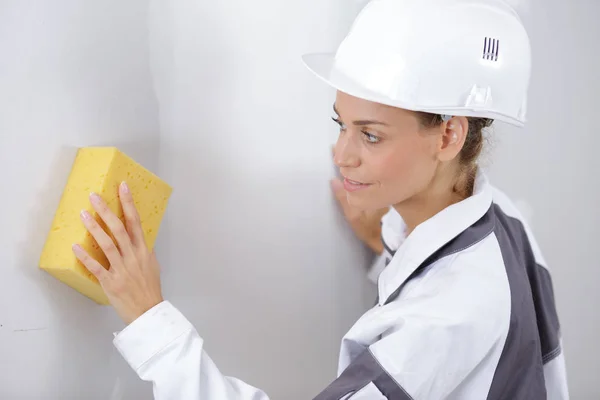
[121,181,129,193]
[72,243,82,253]
[90,192,100,204]
[80,210,91,220]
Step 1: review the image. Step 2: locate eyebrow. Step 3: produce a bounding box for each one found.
[333,104,389,126]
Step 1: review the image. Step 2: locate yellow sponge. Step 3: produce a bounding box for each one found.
[39,147,172,304]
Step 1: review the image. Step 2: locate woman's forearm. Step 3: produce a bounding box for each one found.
[113,301,271,400]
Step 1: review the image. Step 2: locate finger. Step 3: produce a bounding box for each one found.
[331,145,343,178]
[72,243,109,283]
[89,192,136,263]
[330,178,357,218]
[331,178,344,198]
[331,178,349,206]
[80,209,124,269]
[331,179,362,221]
[118,182,146,249]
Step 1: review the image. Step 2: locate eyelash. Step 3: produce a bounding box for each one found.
[331,117,381,144]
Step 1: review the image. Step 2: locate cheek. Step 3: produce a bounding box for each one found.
[376,139,436,193]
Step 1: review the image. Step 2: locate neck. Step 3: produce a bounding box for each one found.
[393,165,472,236]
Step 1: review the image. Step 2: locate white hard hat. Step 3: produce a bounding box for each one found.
[302,0,532,127]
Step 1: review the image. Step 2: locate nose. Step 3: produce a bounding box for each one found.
[333,133,361,169]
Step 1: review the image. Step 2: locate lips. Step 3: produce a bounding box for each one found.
[346,178,366,185]
[343,177,372,192]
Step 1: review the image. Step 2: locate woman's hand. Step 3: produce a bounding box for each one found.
[72,181,164,325]
[330,145,388,254]
[331,178,388,254]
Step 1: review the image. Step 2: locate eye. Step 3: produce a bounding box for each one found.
[331,117,346,131]
[363,131,381,144]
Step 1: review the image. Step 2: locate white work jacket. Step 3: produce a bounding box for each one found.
[113,172,570,399]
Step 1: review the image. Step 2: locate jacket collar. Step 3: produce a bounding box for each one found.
[377,170,494,305]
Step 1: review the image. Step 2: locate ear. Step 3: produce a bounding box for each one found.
[436,116,468,162]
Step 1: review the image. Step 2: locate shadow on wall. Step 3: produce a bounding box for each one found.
[13,138,159,399]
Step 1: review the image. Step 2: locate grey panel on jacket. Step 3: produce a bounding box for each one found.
[487,204,561,399]
[312,349,413,400]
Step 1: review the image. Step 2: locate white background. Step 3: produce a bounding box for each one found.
[0,0,597,399]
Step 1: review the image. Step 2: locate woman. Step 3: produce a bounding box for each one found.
[72,0,569,398]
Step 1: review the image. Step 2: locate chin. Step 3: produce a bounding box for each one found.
[346,191,390,212]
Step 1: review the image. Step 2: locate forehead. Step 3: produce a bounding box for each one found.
[334,91,414,123]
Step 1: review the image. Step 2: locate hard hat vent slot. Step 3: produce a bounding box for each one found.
[483,37,500,61]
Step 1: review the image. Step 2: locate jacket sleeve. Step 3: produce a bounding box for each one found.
[112,301,270,400]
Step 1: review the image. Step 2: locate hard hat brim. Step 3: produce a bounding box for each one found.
[302,52,417,112]
[301,52,525,127]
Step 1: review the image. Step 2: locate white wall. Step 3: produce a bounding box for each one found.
[0,0,374,399]
[486,0,600,398]
[2,0,598,399]
[139,1,375,398]
[0,1,160,398]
